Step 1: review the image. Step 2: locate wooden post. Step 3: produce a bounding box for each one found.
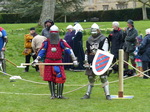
[118,49,124,97]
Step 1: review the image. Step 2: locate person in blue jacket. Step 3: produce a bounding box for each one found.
[139,28,150,79]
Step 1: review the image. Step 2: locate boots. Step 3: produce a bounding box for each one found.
[81,84,93,99]
[106,95,111,100]
[103,85,111,100]
[48,81,56,99]
[81,94,90,99]
[57,83,68,99]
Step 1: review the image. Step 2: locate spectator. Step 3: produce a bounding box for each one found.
[138,29,150,79]
[0,27,8,73]
[42,19,54,38]
[123,19,138,70]
[63,25,75,70]
[22,27,39,72]
[72,23,85,71]
[32,34,47,76]
[32,35,47,55]
[134,35,143,77]
[108,21,124,73]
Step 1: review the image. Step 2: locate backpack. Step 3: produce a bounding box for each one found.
[124,69,135,77]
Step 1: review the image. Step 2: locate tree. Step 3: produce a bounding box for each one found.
[38,0,56,27]
[127,0,150,20]
[119,0,149,20]
[1,0,85,26]
[1,0,42,19]
[39,0,84,26]
[55,0,85,23]
[138,0,150,20]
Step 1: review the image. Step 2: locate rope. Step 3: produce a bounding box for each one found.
[110,60,119,68]
[0,70,137,96]
[0,75,137,96]
[0,71,48,85]
[124,60,150,78]
[0,59,146,96]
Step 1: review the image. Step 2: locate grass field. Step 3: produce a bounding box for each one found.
[0,21,150,112]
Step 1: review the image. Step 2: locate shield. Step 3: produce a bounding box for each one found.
[92,50,114,75]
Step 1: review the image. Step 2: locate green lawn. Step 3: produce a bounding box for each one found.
[0,21,150,112]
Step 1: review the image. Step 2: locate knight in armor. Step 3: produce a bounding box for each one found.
[42,19,54,38]
[81,23,111,100]
[32,25,78,99]
[0,27,8,73]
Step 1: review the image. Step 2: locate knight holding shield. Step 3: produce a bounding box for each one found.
[81,23,112,100]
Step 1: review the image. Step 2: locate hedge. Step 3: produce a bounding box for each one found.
[0,13,40,23]
[66,8,143,22]
[0,8,149,23]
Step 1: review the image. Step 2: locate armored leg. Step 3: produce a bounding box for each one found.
[48,81,56,99]
[100,75,111,100]
[57,83,68,99]
[81,75,95,99]
[0,51,6,73]
[2,59,6,73]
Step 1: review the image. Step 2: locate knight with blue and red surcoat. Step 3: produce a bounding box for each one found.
[32,25,78,99]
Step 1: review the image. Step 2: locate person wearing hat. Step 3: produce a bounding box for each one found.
[22,27,39,72]
[63,25,75,70]
[123,19,138,70]
[42,19,54,38]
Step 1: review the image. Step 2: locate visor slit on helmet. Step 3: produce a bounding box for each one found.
[50,31,59,33]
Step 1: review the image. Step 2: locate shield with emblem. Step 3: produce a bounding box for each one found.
[92,50,114,75]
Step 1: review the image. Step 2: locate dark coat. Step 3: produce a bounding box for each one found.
[63,30,75,69]
[41,28,50,38]
[108,28,124,59]
[123,27,138,53]
[72,31,85,70]
[139,34,150,62]
[64,30,75,48]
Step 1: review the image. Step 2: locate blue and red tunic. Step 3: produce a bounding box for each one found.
[0,27,7,51]
[38,39,71,83]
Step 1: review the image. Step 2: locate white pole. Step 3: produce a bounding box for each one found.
[21,63,73,66]
[118,49,124,97]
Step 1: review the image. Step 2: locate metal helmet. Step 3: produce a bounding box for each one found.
[91,23,100,37]
[49,25,60,44]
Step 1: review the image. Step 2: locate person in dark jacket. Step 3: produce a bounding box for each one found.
[42,19,54,38]
[63,25,75,70]
[123,19,138,70]
[138,29,150,79]
[72,23,85,71]
[108,21,124,73]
